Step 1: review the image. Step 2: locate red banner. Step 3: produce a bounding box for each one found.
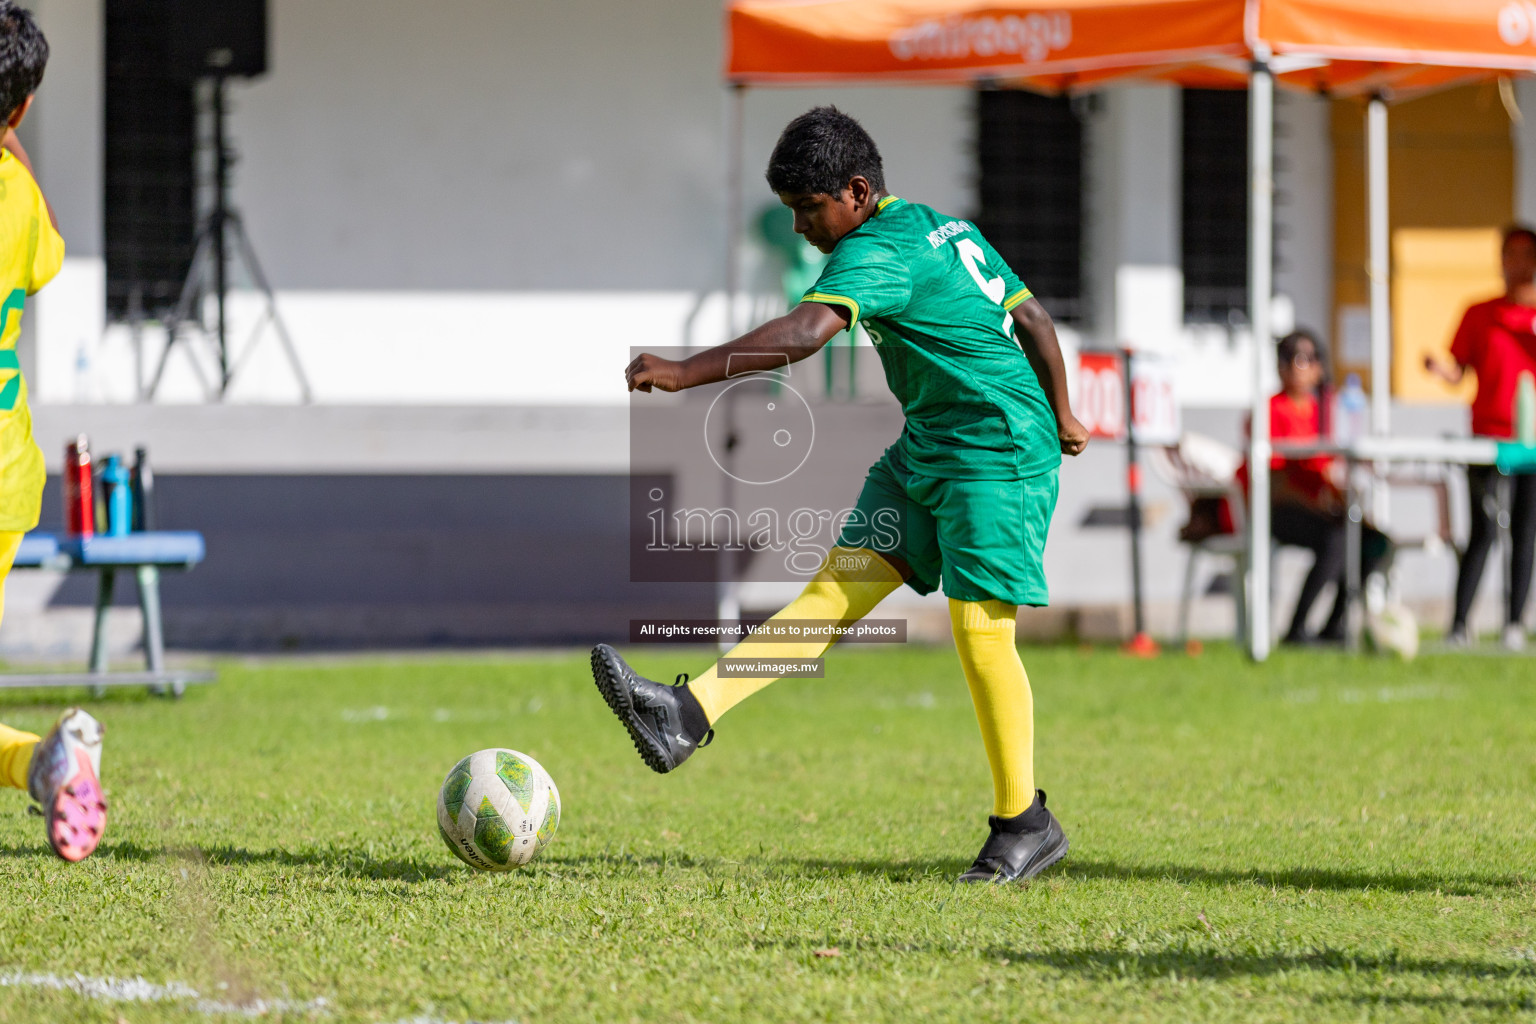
[1075,351,1126,442]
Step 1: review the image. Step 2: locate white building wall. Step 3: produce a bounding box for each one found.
[1078,83,1330,408]
[1086,85,1183,356]
[1274,90,1333,342]
[20,0,1337,411]
[19,0,103,402]
[94,0,974,405]
[1085,85,1239,406]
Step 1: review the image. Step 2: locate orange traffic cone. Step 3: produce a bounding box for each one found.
[1123,631,1160,657]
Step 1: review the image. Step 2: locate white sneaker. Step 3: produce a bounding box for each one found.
[25,709,107,862]
[1503,624,1528,653]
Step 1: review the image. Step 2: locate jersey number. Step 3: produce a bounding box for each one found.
[0,289,24,411]
[956,238,1016,340]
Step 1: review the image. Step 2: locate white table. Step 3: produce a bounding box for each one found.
[1272,436,1512,651]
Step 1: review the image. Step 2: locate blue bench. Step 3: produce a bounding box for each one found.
[8,531,214,696]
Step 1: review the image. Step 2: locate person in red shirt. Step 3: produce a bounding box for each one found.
[1424,224,1536,649]
[1243,330,1390,644]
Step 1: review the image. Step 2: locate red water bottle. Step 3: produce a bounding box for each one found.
[63,434,94,536]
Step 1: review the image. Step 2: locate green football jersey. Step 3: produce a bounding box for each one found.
[803,196,1060,481]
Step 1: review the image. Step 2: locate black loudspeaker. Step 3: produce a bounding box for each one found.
[165,0,267,79]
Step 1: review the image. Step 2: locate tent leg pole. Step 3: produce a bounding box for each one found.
[725,83,745,341]
[1367,94,1390,436]
[1367,94,1392,526]
[1247,55,1275,662]
[718,82,747,650]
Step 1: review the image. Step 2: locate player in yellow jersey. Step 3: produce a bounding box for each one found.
[0,1,106,863]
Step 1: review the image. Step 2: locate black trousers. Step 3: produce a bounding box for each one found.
[1271,500,1390,640]
[1451,466,1536,631]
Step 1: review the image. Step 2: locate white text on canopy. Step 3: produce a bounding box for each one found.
[890,13,1071,64]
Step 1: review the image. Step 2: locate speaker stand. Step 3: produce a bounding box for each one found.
[146,76,311,403]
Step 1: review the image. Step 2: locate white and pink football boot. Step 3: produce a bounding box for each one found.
[26,709,106,862]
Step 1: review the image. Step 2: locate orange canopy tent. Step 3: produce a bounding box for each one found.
[727,0,1536,93]
[722,0,1536,659]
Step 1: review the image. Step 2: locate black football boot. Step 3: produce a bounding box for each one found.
[958,789,1070,884]
[590,644,713,774]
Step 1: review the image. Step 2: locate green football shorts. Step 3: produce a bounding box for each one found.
[835,443,1058,606]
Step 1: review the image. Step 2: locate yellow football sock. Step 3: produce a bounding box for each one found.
[688,547,904,724]
[0,723,37,791]
[0,529,18,628]
[0,532,35,790]
[950,598,1035,818]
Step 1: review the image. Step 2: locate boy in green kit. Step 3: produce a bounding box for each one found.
[592,106,1088,883]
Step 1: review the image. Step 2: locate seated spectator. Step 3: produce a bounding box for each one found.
[1241,330,1391,645]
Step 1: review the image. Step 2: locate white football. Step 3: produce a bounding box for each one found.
[437,748,560,871]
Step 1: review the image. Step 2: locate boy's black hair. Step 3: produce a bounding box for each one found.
[1503,223,1536,253]
[0,1,46,123]
[765,106,885,196]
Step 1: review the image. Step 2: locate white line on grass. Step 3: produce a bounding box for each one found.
[0,970,198,1002]
[0,969,329,1017]
[0,968,518,1023]
[1283,683,1463,704]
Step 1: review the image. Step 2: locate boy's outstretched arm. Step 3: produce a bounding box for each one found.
[1011,298,1089,456]
[627,301,848,393]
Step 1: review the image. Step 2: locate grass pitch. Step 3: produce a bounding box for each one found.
[0,643,1532,1022]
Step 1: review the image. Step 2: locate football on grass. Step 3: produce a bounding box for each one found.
[437,748,560,870]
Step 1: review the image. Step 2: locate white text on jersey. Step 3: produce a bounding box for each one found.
[927,220,972,249]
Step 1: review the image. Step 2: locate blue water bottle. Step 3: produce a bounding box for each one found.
[1332,373,1368,446]
[102,455,133,537]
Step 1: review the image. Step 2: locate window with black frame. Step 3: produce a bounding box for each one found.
[105,0,197,322]
[1181,89,1249,324]
[974,89,1084,324]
